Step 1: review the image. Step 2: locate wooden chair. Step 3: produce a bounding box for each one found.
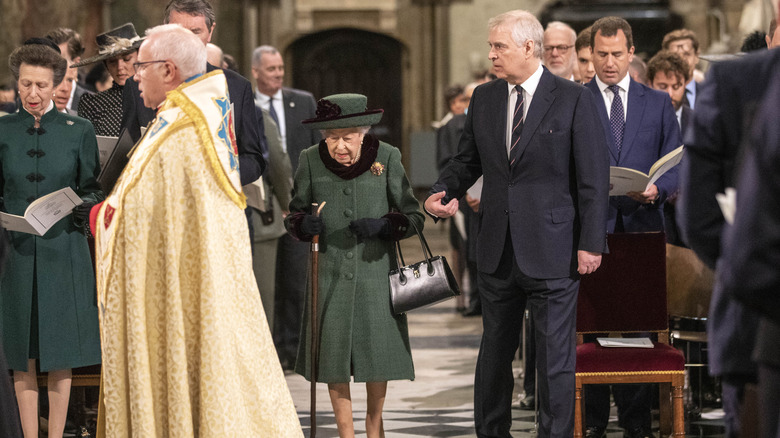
[574,232,685,438]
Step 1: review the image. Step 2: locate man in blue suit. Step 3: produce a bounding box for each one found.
[425,10,609,438]
[678,44,780,438]
[583,16,681,438]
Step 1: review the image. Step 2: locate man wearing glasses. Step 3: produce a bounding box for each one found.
[542,21,577,81]
[121,0,265,186]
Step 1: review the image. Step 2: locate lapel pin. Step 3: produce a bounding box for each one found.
[66,120,74,125]
[289,101,295,108]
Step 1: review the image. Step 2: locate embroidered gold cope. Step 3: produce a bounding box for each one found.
[94,71,302,437]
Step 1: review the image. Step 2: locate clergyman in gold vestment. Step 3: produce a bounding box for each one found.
[91,24,302,437]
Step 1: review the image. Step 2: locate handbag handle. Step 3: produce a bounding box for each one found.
[393,220,435,283]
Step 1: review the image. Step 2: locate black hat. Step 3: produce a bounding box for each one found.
[71,23,143,68]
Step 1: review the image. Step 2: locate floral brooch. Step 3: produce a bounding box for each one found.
[370,162,384,176]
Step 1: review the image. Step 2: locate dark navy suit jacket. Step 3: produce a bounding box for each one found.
[585,78,681,233]
[279,87,320,173]
[679,49,780,377]
[121,64,266,185]
[432,68,609,279]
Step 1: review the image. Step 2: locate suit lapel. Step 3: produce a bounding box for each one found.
[512,69,556,167]
[586,80,618,162]
[621,79,646,161]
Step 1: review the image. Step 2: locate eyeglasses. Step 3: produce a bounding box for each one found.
[543,45,573,54]
[132,60,167,73]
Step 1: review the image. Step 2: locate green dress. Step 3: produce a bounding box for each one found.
[288,137,424,383]
[0,106,103,372]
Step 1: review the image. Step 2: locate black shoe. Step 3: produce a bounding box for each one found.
[623,427,655,438]
[519,395,535,410]
[585,426,606,438]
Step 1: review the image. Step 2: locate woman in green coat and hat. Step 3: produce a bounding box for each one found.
[286,93,424,438]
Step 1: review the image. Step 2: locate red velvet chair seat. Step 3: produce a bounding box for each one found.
[576,342,685,374]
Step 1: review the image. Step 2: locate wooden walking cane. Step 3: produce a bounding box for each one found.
[310,201,325,437]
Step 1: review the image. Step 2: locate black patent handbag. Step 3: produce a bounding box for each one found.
[389,221,461,314]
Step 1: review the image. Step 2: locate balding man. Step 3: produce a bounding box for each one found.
[542,21,577,80]
[120,0,265,185]
[92,23,302,437]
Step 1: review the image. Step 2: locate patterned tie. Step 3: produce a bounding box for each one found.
[608,85,624,156]
[268,96,280,128]
[509,85,524,166]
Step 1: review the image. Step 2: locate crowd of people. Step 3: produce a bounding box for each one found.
[1,0,779,437]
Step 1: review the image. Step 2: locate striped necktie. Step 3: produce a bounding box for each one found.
[509,85,524,166]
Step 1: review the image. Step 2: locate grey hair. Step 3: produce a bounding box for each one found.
[488,10,544,59]
[251,45,279,67]
[545,21,577,45]
[320,126,371,137]
[144,24,206,79]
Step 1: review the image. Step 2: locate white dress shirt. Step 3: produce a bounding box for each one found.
[505,64,544,157]
[594,73,630,121]
[255,89,288,152]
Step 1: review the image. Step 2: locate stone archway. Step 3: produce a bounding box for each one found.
[289,28,404,148]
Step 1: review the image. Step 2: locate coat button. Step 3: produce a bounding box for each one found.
[504,209,509,215]
[345,273,354,280]
[344,209,353,217]
[346,230,353,238]
[343,188,352,195]
[346,252,354,259]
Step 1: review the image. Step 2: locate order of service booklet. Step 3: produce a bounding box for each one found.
[0,187,83,236]
[597,337,654,348]
[609,145,685,196]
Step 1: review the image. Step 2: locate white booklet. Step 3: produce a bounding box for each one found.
[0,187,83,236]
[597,337,654,348]
[96,135,119,170]
[609,145,684,196]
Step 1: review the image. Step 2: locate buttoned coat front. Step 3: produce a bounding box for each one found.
[289,140,423,383]
[0,107,103,372]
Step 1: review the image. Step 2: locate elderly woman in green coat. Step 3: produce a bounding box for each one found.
[1,42,102,438]
[286,94,423,438]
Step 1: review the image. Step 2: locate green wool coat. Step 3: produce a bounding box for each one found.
[0,107,103,372]
[289,140,424,383]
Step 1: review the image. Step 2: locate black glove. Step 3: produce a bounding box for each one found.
[349,218,390,240]
[72,202,93,235]
[300,214,324,237]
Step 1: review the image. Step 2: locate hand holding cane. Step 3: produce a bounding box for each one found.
[310,201,325,437]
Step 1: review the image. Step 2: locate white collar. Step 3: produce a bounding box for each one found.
[507,64,544,97]
[594,72,631,94]
[257,88,283,103]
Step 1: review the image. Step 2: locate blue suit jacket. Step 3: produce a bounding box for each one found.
[120,64,266,185]
[681,49,780,377]
[432,69,609,279]
[586,78,681,233]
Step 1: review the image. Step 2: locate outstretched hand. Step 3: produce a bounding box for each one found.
[424,191,459,218]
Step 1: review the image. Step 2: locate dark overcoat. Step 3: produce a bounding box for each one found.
[0,106,103,371]
[289,140,423,383]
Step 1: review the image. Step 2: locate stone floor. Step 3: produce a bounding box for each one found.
[285,221,727,437]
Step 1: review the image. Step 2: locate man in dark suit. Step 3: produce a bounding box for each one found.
[45,28,92,113]
[425,10,609,437]
[583,17,681,438]
[646,50,691,246]
[250,44,320,369]
[717,65,780,438]
[120,0,265,186]
[678,45,780,438]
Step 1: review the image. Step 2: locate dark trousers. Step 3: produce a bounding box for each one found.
[759,364,780,438]
[474,238,578,438]
[273,233,309,365]
[523,314,536,396]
